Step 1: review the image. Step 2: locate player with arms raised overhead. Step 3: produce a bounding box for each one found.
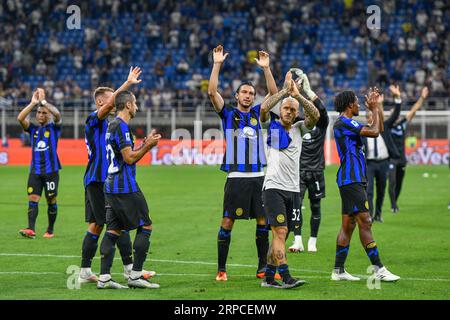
[331,88,400,282]
[208,45,279,281]
[260,71,319,289]
[388,86,429,213]
[287,69,329,253]
[17,88,62,239]
[78,67,155,284]
[97,90,161,289]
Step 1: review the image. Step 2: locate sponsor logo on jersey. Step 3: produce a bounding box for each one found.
[35,141,49,152]
[239,126,257,140]
[27,187,33,194]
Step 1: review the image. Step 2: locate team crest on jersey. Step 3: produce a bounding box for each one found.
[250,118,258,126]
[276,214,285,223]
[235,208,243,216]
[44,131,50,138]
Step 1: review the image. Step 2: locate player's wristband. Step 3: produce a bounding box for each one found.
[394,97,402,104]
[39,100,48,106]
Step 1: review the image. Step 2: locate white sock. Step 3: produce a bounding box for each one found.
[99,274,111,282]
[130,270,142,280]
[123,264,133,273]
[294,235,303,244]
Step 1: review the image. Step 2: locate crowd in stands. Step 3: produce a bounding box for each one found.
[0,0,448,110]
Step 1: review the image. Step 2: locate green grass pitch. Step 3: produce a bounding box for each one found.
[0,165,449,300]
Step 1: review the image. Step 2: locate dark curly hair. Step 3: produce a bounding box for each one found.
[334,91,357,113]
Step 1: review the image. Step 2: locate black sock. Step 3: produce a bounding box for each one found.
[365,241,383,268]
[27,201,39,231]
[47,203,57,233]
[132,228,152,272]
[334,245,350,273]
[100,232,119,275]
[278,264,292,282]
[117,230,133,266]
[293,208,303,236]
[264,264,277,282]
[256,224,269,272]
[310,199,321,238]
[81,232,99,268]
[217,227,231,272]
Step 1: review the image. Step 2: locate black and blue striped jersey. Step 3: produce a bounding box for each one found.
[25,122,62,174]
[333,116,367,187]
[218,104,266,173]
[83,111,108,188]
[104,117,139,194]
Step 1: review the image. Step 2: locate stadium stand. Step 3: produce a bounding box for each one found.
[0,0,448,110]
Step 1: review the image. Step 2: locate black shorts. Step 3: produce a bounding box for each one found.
[27,172,59,198]
[299,170,326,201]
[85,182,106,226]
[339,183,369,215]
[105,191,152,231]
[262,188,300,230]
[223,176,265,220]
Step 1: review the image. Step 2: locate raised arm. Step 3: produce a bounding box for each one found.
[384,85,402,128]
[260,72,292,122]
[208,45,228,113]
[98,66,142,120]
[121,129,161,165]
[255,51,278,96]
[300,72,328,127]
[291,79,319,130]
[17,89,40,130]
[375,89,384,133]
[406,86,428,122]
[360,88,381,137]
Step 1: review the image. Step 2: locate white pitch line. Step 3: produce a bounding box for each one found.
[0,252,328,275]
[1,252,450,282]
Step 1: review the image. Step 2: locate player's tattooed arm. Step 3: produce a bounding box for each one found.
[255,51,278,96]
[360,88,380,138]
[121,129,161,164]
[17,89,40,130]
[98,66,142,120]
[291,80,319,130]
[406,86,428,122]
[260,72,292,122]
[208,45,228,113]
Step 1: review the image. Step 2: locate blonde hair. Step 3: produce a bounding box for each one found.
[93,87,114,102]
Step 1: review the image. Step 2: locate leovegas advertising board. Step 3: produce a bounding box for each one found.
[0,139,448,166]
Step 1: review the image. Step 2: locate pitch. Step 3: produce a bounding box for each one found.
[0,165,448,300]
